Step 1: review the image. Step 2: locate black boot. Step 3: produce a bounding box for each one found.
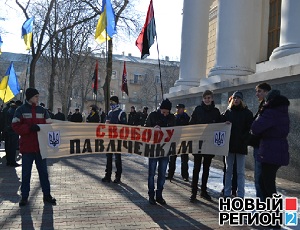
[43,195,56,205]
[149,197,156,205]
[190,194,197,203]
[19,197,28,207]
[200,190,212,201]
[102,174,111,182]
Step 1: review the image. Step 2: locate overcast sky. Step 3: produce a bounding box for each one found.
[0,0,183,61]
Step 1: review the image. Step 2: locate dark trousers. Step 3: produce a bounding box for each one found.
[21,153,51,199]
[167,154,189,179]
[222,155,237,194]
[191,154,214,195]
[105,153,122,179]
[259,162,280,201]
[5,131,19,164]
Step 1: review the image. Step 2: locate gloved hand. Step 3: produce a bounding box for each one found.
[30,124,40,132]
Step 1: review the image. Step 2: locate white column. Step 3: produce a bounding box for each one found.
[171,0,211,90]
[208,0,257,78]
[270,0,300,60]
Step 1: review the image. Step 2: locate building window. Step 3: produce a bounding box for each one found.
[268,0,281,58]
[130,74,142,84]
[111,70,117,79]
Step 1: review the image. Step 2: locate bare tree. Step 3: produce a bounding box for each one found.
[15,0,99,88]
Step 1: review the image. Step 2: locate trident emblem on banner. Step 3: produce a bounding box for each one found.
[48,131,60,148]
[214,131,225,146]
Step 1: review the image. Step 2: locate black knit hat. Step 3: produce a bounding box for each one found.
[232,91,243,100]
[110,96,119,104]
[25,88,39,101]
[160,98,172,111]
[266,89,280,101]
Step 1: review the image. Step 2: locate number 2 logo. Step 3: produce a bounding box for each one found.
[285,212,298,226]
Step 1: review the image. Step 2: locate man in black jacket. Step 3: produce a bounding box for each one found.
[166,104,190,181]
[189,90,221,202]
[145,99,175,205]
[70,109,83,122]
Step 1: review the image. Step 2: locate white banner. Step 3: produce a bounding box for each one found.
[37,122,231,159]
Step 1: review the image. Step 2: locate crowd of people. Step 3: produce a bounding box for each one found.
[0,82,290,229]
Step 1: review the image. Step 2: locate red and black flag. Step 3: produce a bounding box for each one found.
[135,0,156,59]
[92,60,98,95]
[121,61,129,96]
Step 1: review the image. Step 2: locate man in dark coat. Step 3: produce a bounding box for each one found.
[6,100,22,167]
[102,96,127,183]
[128,106,140,126]
[139,106,148,126]
[166,103,190,181]
[70,109,83,122]
[145,98,176,205]
[53,108,66,121]
[86,106,100,123]
[189,90,221,202]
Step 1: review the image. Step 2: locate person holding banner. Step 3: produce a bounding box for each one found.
[145,98,176,205]
[102,96,127,183]
[12,88,56,207]
[166,103,190,181]
[189,90,221,202]
[222,91,253,198]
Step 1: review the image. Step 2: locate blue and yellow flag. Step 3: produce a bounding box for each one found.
[22,17,34,50]
[95,0,116,44]
[0,35,3,55]
[0,62,20,103]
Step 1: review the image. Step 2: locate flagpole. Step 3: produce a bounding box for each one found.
[22,50,31,102]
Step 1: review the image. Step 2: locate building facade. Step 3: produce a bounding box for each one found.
[166,0,300,183]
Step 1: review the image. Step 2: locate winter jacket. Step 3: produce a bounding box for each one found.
[248,100,265,148]
[53,112,65,121]
[106,106,127,125]
[175,112,190,126]
[222,104,253,154]
[70,113,83,122]
[86,111,100,123]
[138,111,148,126]
[145,110,176,128]
[128,111,140,126]
[251,95,290,166]
[12,101,51,154]
[189,101,221,125]
[190,102,221,157]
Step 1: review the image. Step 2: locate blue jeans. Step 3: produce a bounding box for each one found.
[148,157,169,199]
[253,148,263,200]
[21,153,51,199]
[224,153,245,198]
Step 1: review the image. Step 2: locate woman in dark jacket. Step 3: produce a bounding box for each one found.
[86,106,100,123]
[251,90,290,201]
[222,91,253,198]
